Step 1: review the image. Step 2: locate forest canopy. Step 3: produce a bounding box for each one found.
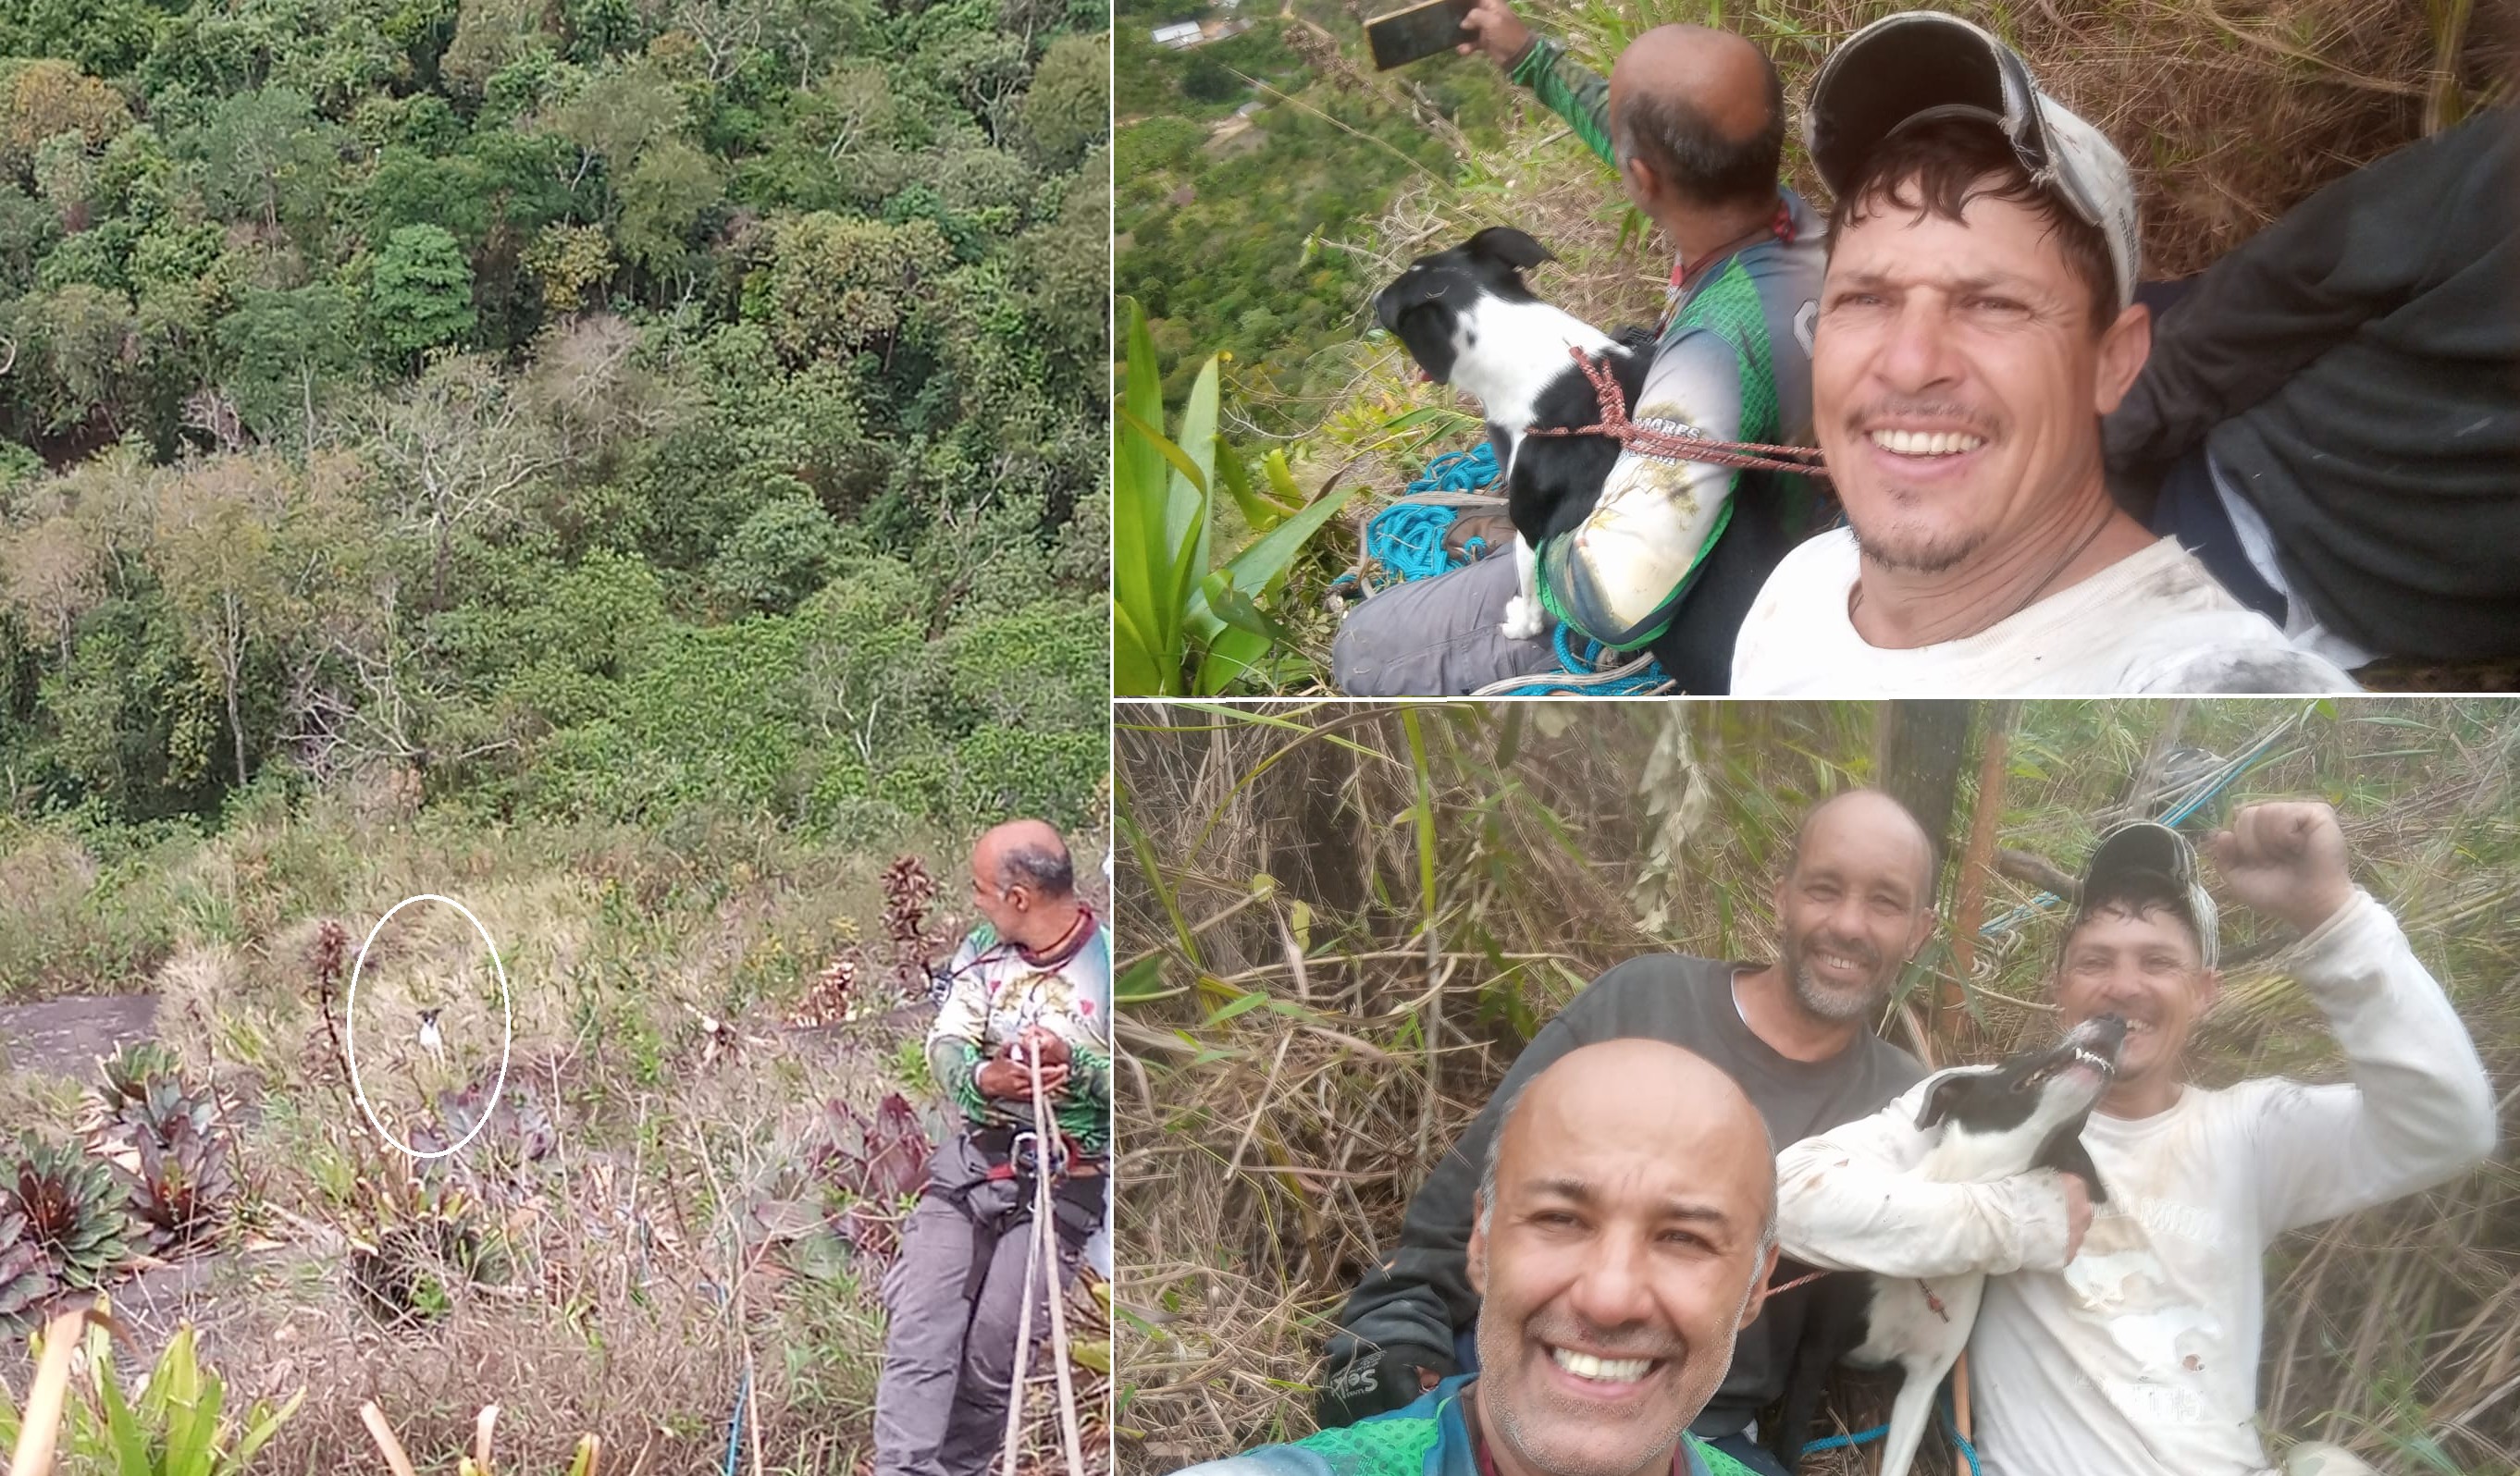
[0,0,1111,844]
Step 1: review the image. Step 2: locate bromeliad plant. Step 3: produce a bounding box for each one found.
[344,1168,513,1327]
[0,1205,55,1324]
[4,1136,131,1292]
[121,1118,239,1257]
[85,1045,242,1258]
[1114,297,1360,695]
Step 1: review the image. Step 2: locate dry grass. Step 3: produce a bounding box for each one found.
[0,797,1116,1476]
[1113,698,2520,1476]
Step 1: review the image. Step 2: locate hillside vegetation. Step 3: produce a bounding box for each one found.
[0,0,1110,850]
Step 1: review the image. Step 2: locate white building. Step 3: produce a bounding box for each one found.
[1152,20,1202,46]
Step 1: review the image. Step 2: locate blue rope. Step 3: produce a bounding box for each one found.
[1353,440,1678,693]
[1795,1422,1887,1453]
[1350,444,1503,592]
[723,1363,750,1476]
[1485,622,1673,695]
[1778,1384,1982,1470]
[1413,443,1502,494]
[1977,713,2300,941]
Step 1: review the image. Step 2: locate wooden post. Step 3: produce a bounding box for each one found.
[1950,701,2019,1015]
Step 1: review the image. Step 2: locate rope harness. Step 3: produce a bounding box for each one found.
[1521,344,1833,480]
[999,1046,1088,1476]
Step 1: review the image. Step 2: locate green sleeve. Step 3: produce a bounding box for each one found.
[933,1036,989,1125]
[1058,1041,1112,1156]
[1510,35,1613,166]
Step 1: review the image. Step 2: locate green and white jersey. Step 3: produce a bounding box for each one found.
[1166,1376,1757,1476]
[1510,36,1827,651]
[927,917,1112,1157]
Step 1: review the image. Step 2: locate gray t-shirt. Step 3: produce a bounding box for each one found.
[1329,953,1924,1437]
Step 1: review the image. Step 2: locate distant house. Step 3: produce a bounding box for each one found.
[1152,21,1202,47]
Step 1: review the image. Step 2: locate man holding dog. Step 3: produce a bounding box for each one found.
[1331,6,1825,695]
[1167,1039,1785,1476]
[1728,13,2361,694]
[1774,803,2496,1475]
[1316,789,1942,1475]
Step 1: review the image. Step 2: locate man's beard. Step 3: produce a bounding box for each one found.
[1473,1263,1698,1476]
[1780,930,1896,1023]
[1848,504,1991,575]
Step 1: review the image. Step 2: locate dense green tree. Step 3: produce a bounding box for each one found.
[1020,31,1105,172]
[182,87,344,237]
[369,224,476,358]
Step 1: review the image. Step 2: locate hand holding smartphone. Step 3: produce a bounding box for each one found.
[1364,0,1475,69]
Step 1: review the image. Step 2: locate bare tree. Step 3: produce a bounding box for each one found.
[365,354,560,610]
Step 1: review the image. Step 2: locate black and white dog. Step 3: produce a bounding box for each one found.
[1766,1015,2128,1476]
[1373,228,1651,641]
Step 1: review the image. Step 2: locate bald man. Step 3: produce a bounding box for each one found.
[1331,8,1824,695]
[1176,1040,1783,1476]
[873,820,1112,1476]
[1321,791,1935,1475]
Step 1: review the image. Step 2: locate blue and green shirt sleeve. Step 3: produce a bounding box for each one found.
[1509,36,1615,166]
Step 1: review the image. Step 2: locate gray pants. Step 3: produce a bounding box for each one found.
[872,1138,1090,1476]
[1329,555,1562,695]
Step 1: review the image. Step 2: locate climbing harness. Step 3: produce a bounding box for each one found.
[1000,1047,1088,1476]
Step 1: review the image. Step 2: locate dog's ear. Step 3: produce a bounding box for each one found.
[1914,1067,1983,1130]
[2036,1126,2108,1204]
[1466,227,1555,271]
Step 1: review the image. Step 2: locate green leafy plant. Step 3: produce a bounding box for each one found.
[93,1043,183,1119]
[344,1169,512,1328]
[120,1117,239,1257]
[3,1136,131,1290]
[0,1304,304,1476]
[0,1206,56,1324]
[1114,297,1359,695]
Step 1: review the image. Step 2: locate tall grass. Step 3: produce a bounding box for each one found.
[1114,699,2520,1474]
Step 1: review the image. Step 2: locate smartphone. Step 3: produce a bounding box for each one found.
[1365,0,1474,70]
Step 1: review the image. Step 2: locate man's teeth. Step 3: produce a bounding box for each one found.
[1870,428,1985,457]
[1551,1347,1654,1384]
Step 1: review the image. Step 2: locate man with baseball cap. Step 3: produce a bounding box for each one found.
[1728,12,2362,695]
[1769,804,2495,1474]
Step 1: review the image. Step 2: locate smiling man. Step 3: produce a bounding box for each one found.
[1771,806,2495,1475]
[1313,790,1935,1476]
[1169,1039,1783,1476]
[1727,12,2359,695]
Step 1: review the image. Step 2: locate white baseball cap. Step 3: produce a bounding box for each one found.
[1807,11,2141,311]
[2077,820,2218,968]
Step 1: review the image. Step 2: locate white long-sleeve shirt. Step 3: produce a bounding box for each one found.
[1773,891,2496,1476]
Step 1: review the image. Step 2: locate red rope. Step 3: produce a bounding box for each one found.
[1522,346,1833,481]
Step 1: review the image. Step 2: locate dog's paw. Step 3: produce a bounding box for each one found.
[1500,597,1545,641]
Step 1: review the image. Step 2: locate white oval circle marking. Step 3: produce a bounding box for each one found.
[345,893,514,1161]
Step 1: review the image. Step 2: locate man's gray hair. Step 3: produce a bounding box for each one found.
[1473,1072,1781,1257]
[997,837,1075,897]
